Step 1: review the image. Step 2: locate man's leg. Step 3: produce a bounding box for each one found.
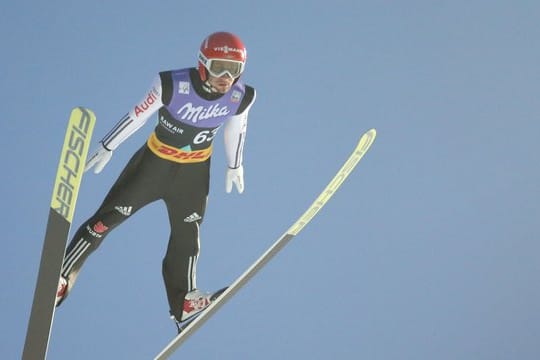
[162,160,210,320]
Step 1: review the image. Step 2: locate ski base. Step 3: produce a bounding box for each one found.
[22,107,95,360]
[154,129,377,360]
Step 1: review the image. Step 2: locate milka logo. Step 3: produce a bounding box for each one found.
[177,102,230,123]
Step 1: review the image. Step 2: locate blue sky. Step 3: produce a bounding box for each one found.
[3,1,540,359]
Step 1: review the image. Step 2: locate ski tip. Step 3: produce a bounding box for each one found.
[73,106,96,117]
[358,128,376,148]
[362,128,377,145]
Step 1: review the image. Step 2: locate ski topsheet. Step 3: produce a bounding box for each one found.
[23,108,95,360]
[154,128,377,360]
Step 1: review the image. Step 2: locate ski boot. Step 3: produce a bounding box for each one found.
[55,276,68,307]
[172,287,228,332]
[181,289,218,321]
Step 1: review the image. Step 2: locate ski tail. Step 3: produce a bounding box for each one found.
[22,107,96,360]
[154,129,377,360]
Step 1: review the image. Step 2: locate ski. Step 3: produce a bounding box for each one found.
[22,107,96,360]
[154,128,377,360]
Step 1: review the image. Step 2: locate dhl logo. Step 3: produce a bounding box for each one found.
[147,132,212,163]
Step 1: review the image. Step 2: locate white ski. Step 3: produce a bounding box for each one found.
[154,128,377,360]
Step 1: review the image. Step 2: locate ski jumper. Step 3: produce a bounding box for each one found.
[60,68,256,319]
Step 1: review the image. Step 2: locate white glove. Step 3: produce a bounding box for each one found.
[226,166,244,194]
[85,144,113,174]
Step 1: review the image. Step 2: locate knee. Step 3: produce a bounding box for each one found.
[166,225,201,257]
[84,208,128,239]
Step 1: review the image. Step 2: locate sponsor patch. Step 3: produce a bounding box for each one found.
[231,90,242,102]
[179,81,190,94]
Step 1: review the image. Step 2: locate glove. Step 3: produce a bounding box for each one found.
[85,144,113,174]
[226,166,244,194]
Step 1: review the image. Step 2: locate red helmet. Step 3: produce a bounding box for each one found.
[198,32,247,81]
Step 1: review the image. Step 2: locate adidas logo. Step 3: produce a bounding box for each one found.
[115,206,133,216]
[184,212,202,223]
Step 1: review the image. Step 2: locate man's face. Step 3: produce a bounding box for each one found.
[207,73,235,94]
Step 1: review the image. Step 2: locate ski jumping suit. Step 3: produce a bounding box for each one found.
[60,68,256,319]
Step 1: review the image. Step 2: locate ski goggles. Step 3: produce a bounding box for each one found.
[200,53,245,78]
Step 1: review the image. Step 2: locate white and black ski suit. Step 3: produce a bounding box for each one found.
[60,68,255,319]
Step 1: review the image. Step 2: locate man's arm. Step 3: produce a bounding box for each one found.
[223,86,256,169]
[223,87,256,193]
[85,76,164,174]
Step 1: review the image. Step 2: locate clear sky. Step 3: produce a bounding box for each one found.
[3,1,540,359]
